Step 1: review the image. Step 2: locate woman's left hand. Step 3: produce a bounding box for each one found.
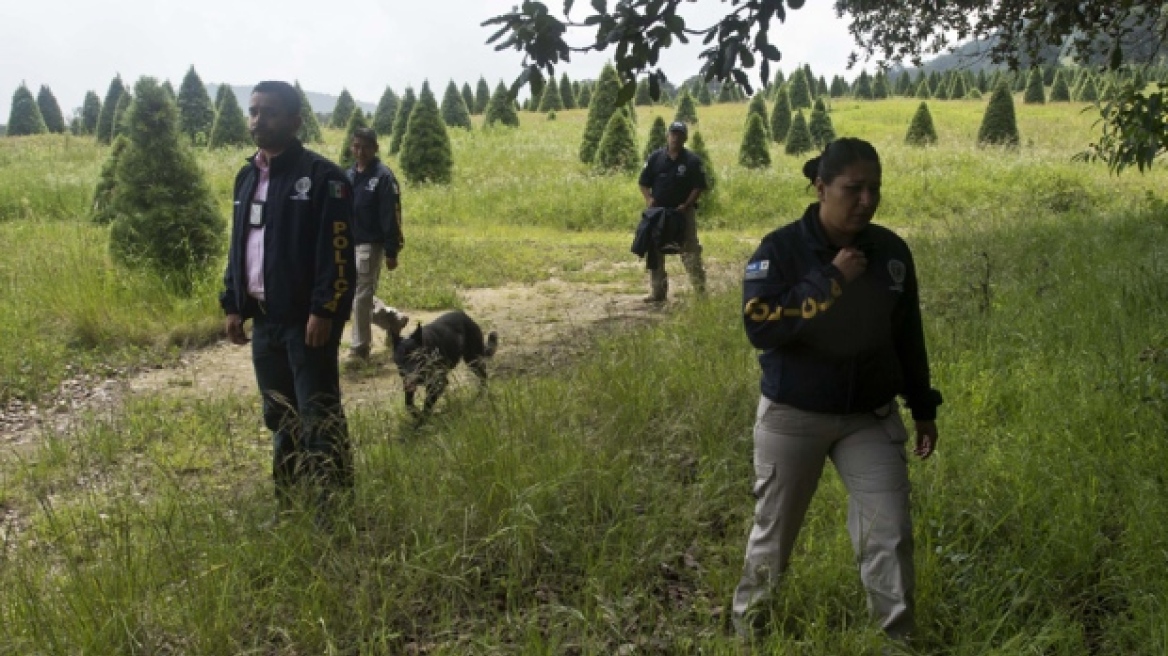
[913,420,938,459]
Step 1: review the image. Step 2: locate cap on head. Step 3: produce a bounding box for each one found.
[668,121,688,136]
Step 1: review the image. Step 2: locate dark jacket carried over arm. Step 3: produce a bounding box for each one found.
[631,207,686,269]
[742,202,941,420]
[220,140,357,324]
[347,158,404,257]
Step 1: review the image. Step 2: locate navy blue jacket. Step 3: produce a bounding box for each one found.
[346,158,404,257]
[743,203,941,420]
[220,140,356,323]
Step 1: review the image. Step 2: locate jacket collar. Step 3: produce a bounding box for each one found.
[799,202,874,255]
[247,139,305,173]
[351,156,382,176]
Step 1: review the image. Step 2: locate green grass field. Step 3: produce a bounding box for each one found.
[1,94,1167,654]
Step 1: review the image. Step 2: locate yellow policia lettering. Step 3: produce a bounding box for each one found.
[744,298,771,321]
[745,296,837,322]
[333,221,346,235]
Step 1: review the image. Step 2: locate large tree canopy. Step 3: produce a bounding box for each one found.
[483,0,1168,172]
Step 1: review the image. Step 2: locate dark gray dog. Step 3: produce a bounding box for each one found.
[371,300,498,415]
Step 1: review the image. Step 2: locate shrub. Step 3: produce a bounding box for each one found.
[643,115,667,160]
[593,110,639,173]
[485,81,520,127]
[784,109,813,156]
[176,66,215,143]
[372,86,399,136]
[91,135,128,224]
[389,87,417,154]
[977,83,1021,147]
[96,76,126,144]
[1023,68,1046,104]
[1049,71,1071,102]
[6,84,47,136]
[747,93,769,138]
[400,82,453,184]
[808,98,835,149]
[673,89,699,125]
[295,81,323,144]
[108,77,223,293]
[331,89,357,129]
[441,81,473,130]
[208,86,250,148]
[738,113,771,168]
[770,86,791,144]
[905,101,938,146]
[36,86,66,134]
[579,63,622,164]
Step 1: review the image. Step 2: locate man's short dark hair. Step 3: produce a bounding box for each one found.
[252,81,301,116]
[352,127,378,145]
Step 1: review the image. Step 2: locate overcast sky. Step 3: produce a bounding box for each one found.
[2,0,862,120]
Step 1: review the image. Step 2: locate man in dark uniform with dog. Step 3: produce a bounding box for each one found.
[220,80,357,525]
[637,120,708,302]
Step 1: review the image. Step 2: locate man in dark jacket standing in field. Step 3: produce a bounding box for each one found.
[346,127,403,363]
[638,121,707,302]
[220,81,357,525]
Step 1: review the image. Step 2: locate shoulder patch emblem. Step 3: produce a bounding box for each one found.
[888,259,906,291]
[677,164,687,175]
[745,260,770,280]
[291,176,311,201]
[366,178,379,191]
[328,180,350,200]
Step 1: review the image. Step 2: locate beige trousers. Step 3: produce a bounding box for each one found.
[349,243,384,356]
[648,206,705,299]
[732,397,916,640]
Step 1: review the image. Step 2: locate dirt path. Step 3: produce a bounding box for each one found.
[0,277,685,455]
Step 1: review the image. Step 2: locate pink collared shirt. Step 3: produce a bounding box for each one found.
[245,150,271,300]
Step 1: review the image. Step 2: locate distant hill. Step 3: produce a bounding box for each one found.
[205,84,376,118]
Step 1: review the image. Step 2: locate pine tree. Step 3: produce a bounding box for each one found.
[915,79,931,99]
[295,81,323,143]
[108,77,224,292]
[976,69,989,93]
[176,66,215,144]
[372,86,399,136]
[337,109,369,169]
[560,73,576,109]
[747,93,770,138]
[441,80,473,129]
[784,110,813,156]
[400,82,453,184]
[895,72,912,96]
[593,110,639,173]
[36,86,66,134]
[1077,76,1099,102]
[330,89,356,129]
[579,63,622,164]
[214,84,232,112]
[933,73,950,100]
[208,86,250,148]
[949,74,968,99]
[905,102,938,146]
[1049,71,1071,102]
[643,115,667,159]
[808,97,835,149]
[111,91,133,140]
[161,80,176,100]
[872,72,890,99]
[537,77,563,112]
[770,86,792,144]
[635,78,652,106]
[474,77,491,115]
[81,91,101,135]
[788,69,812,109]
[717,82,735,103]
[738,113,771,168]
[1012,70,1028,92]
[673,89,699,124]
[689,130,716,192]
[817,76,829,98]
[830,76,849,98]
[1023,68,1046,104]
[977,83,1020,147]
[96,75,126,144]
[389,87,417,154]
[6,84,47,136]
[853,70,874,99]
[91,135,128,224]
[461,83,475,115]
[485,81,520,127]
[697,81,713,105]
[577,83,592,108]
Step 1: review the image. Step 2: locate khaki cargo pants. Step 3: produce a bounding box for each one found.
[732,397,916,640]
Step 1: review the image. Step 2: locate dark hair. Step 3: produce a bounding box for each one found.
[251,81,301,116]
[352,127,378,145]
[801,137,880,185]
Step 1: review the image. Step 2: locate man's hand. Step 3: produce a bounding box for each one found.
[225,314,249,345]
[385,256,398,271]
[913,420,938,459]
[305,315,333,347]
[832,246,869,282]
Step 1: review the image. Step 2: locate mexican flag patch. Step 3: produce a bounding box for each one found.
[328,180,350,200]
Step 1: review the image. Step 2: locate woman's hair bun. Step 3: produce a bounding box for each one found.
[801,156,821,184]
